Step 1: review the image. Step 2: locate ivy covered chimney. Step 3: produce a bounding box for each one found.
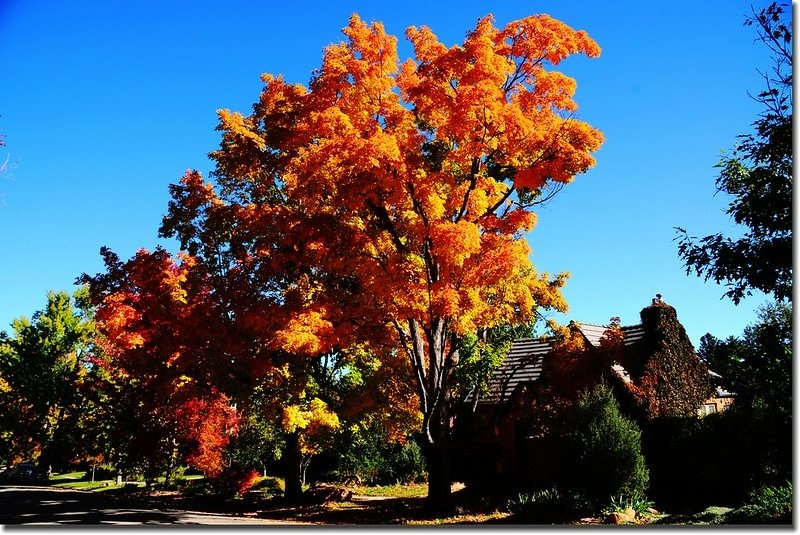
[629,296,713,419]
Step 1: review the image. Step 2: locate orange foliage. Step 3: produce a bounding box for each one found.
[155,12,602,474]
[271,309,336,356]
[547,321,592,392]
[175,392,240,477]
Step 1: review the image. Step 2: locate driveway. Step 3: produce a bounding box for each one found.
[0,486,306,526]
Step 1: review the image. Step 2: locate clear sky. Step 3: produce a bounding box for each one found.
[0,1,776,345]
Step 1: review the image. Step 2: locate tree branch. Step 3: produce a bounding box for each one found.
[365,198,407,253]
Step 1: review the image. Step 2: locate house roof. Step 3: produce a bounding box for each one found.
[476,323,645,404]
[576,323,609,345]
[483,336,550,404]
[714,386,735,397]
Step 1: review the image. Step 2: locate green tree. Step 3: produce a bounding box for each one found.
[329,423,426,485]
[0,288,96,469]
[676,2,792,304]
[698,301,791,418]
[564,383,649,511]
[666,302,793,505]
[225,409,283,477]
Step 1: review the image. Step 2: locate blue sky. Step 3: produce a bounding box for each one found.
[0,1,776,345]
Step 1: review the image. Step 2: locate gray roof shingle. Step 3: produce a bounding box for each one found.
[476,322,646,404]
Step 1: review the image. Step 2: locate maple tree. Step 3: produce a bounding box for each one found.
[160,12,603,502]
[80,247,241,485]
[83,238,417,499]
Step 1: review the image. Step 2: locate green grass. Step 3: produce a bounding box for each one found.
[49,470,121,491]
[51,480,125,492]
[49,470,208,492]
[49,471,87,482]
[51,476,207,493]
[49,470,204,490]
[49,470,122,491]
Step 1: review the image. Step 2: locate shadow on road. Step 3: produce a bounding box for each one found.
[0,486,297,525]
[0,486,181,525]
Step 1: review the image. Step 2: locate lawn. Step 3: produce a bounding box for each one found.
[48,471,86,482]
[50,470,121,492]
[51,480,123,492]
[49,471,203,493]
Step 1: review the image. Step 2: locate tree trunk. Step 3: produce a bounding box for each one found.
[283,432,303,502]
[406,316,455,507]
[426,440,451,506]
[164,439,178,487]
[425,399,452,506]
[300,454,312,486]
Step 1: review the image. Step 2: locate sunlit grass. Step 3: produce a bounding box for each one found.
[407,511,511,525]
[351,482,427,498]
[49,470,204,492]
[51,480,123,491]
[49,470,120,490]
[49,471,86,482]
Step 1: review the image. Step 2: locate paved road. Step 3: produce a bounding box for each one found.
[0,486,304,526]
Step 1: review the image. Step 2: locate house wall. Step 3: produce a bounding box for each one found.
[452,405,518,482]
[699,395,735,417]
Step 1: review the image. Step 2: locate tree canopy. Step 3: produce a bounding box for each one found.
[698,301,791,417]
[0,289,95,468]
[73,12,605,504]
[156,13,602,503]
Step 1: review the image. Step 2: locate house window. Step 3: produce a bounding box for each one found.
[699,403,717,417]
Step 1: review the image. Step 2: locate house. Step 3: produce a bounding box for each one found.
[452,296,734,484]
[699,373,736,417]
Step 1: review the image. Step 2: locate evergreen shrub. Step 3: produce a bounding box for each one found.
[724,481,793,524]
[563,383,649,511]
